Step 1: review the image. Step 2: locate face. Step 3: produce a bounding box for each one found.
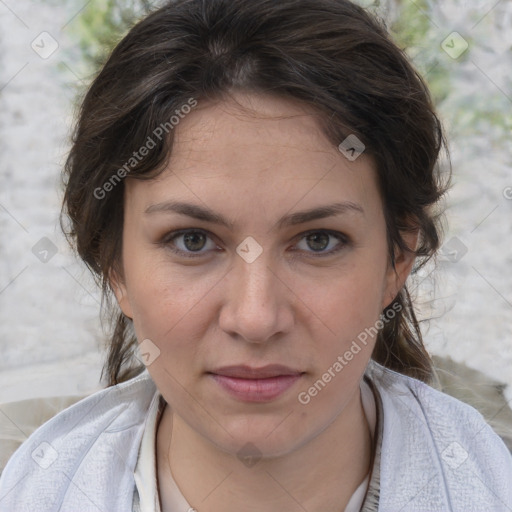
[113,92,415,457]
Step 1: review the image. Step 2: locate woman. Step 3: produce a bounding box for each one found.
[0,0,511,510]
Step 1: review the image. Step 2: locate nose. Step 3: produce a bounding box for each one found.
[218,250,294,344]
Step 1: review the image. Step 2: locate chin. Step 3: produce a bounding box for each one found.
[208,418,308,460]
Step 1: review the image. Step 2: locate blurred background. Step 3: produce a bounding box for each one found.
[0,0,511,412]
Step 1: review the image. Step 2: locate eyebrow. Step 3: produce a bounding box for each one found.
[144,200,364,231]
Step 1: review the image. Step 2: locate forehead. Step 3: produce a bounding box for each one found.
[124,92,382,221]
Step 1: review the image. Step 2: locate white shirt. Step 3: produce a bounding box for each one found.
[3,360,511,511]
[133,378,377,512]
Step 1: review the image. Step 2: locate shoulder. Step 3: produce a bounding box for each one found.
[0,394,89,474]
[367,361,512,511]
[0,369,157,512]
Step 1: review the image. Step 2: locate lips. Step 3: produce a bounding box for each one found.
[209,364,302,379]
[207,365,304,402]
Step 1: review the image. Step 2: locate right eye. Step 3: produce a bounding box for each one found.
[161,229,221,257]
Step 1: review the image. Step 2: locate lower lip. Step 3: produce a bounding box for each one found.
[209,374,303,402]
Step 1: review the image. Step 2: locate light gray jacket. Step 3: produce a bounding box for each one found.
[0,362,511,511]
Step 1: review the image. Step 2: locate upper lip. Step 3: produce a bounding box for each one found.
[209,364,303,379]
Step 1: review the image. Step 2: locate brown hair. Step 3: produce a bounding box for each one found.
[61,0,450,387]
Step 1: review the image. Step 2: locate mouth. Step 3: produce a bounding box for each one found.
[207,365,305,402]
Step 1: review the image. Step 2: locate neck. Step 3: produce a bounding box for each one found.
[157,385,372,512]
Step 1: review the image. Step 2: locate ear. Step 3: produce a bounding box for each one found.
[382,228,419,310]
[109,268,134,319]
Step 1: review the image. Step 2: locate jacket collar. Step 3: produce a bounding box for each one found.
[1,362,511,511]
[0,368,156,511]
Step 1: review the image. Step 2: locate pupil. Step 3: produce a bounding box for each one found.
[307,233,329,251]
[184,232,206,251]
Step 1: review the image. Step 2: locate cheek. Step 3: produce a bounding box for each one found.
[292,257,387,398]
[122,246,218,344]
[292,268,384,420]
[125,265,218,397]
[300,259,387,339]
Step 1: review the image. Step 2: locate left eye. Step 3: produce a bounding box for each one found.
[162,229,347,257]
[294,230,346,255]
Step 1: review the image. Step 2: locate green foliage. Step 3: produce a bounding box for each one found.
[68,0,511,144]
[72,0,154,73]
[388,0,454,105]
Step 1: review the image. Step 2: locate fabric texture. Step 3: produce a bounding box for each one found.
[0,394,88,475]
[131,377,378,512]
[0,360,511,511]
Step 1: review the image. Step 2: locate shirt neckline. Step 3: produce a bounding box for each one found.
[134,375,379,512]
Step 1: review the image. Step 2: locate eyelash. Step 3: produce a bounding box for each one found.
[159,228,349,259]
